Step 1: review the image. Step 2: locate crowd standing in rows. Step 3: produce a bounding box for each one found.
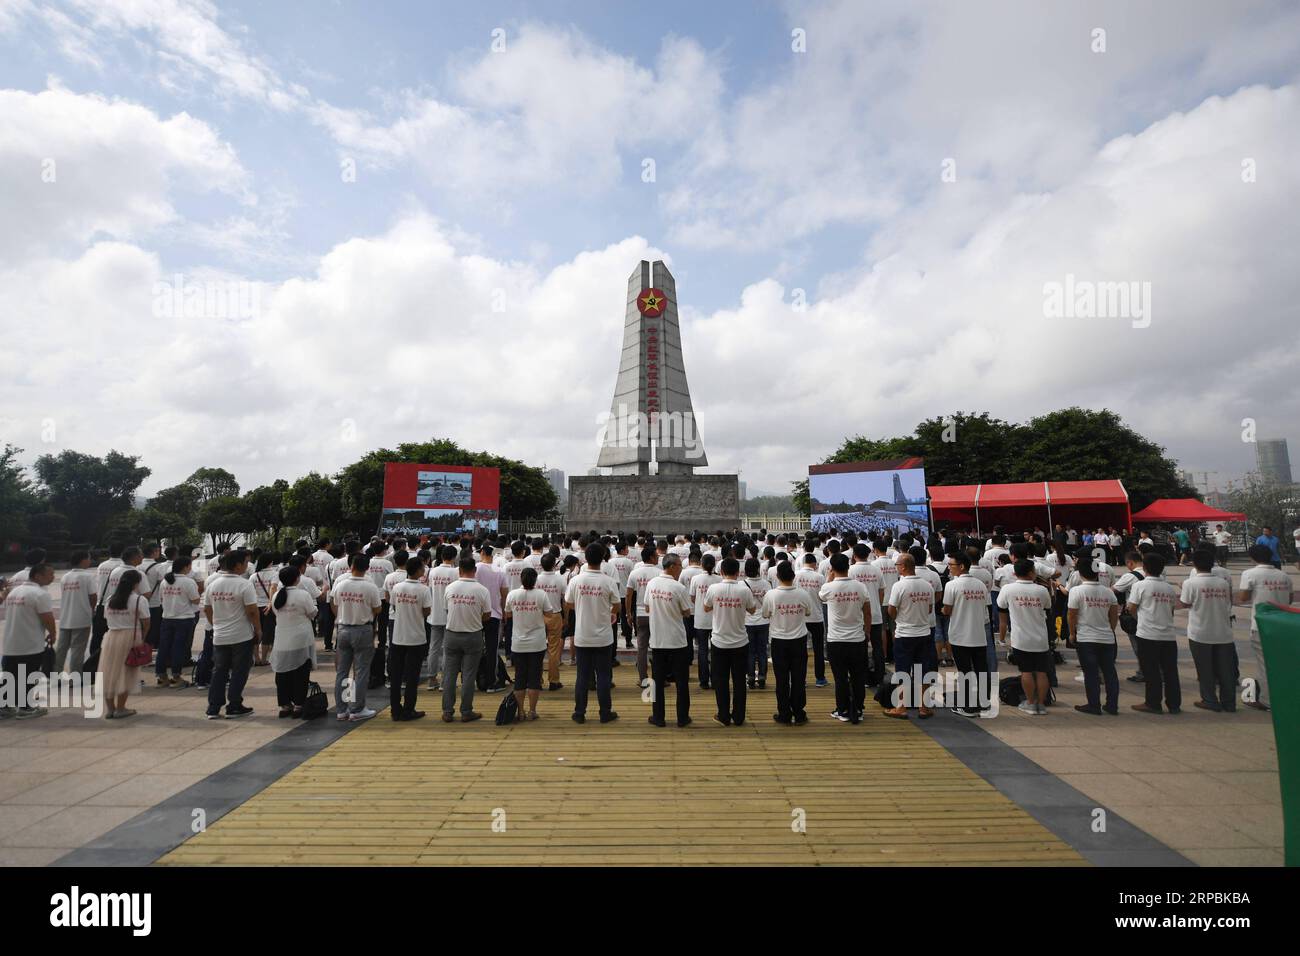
[0,523,1292,725]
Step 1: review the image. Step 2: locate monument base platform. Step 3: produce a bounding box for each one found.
[567,474,739,534]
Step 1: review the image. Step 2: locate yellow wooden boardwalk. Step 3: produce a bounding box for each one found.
[160,681,1082,866]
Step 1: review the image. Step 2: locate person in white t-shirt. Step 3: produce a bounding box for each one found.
[269,565,318,718]
[54,550,97,676]
[821,553,871,723]
[743,558,772,689]
[1178,550,1234,712]
[564,543,622,724]
[688,554,721,691]
[796,554,829,688]
[329,554,383,722]
[1066,560,1119,715]
[202,550,261,720]
[533,553,567,692]
[885,554,934,719]
[101,568,151,720]
[1,563,56,717]
[424,546,458,692]
[388,557,432,722]
[997,559,1052,716]
[942,553,992,717]
[611,542,636,648]
[644,555,694,727]
[848,544,886,686]
[158,555,201,687]
[442,558,492,722]
[704,557,758,726]
[626,547,660,690]
[1235,543,1294,711]
[505,566,548,721]
[763,561,816,724]
[1125,552,1181,714]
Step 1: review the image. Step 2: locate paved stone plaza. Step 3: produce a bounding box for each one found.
[0,563,1286,867]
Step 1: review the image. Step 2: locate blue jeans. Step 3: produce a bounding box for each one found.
[207,639,253,714]
[746,624,769,682]
[1075,641,1119,711]
[157,616,196,676]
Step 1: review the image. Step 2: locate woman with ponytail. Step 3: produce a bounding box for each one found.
[270,565,317,718]
[251,552,279,667]
[158,556,200,687]
[101,569,150,718]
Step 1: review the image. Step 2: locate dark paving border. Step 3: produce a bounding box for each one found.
[52,710,371,867]
[913,707,1193,867]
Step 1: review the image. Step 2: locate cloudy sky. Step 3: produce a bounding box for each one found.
[1,0,1297,501]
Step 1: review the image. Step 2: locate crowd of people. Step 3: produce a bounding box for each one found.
[0,522,1292,725]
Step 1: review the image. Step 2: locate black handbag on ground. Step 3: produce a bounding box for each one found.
[494,691,518,725]
[301,681,328,719]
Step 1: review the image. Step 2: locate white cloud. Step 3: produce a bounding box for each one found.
[0,85,251,259]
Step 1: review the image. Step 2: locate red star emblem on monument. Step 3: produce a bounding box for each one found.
[637,287,667,317]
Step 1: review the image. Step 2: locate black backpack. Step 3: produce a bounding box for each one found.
[301,681,328,719]
[494,690,518,725]
[1118,570,1144,636]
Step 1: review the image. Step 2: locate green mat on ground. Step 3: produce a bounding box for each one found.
[1256,602,1300,867]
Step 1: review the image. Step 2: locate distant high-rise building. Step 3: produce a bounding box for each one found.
[1257,439,1293,485]
[543,468,566,505]
[739,481,747,501]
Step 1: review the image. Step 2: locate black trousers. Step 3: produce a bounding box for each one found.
[651,646,691,724]
[573,645,613,718]
[951,643,991,712]
[274,659,312,707]
[1189,641,1235,711]
[389,641,427,716]
[827,641,868,718]
[479,618,509,689]
[866,622,884,686]
[694,628,711,686]
[770,638,807,721]
[710,644,748,724]
[317,599,334,648]
[807,621,826,681]
[1134,637,1181,711]
[1,651,47,709]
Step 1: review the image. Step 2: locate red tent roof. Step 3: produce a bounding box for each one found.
[929,479,1128,507]
[1130,498,1245,523]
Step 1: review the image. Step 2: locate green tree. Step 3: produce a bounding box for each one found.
[185,466,240,503]
[33,449,150,543]
[243,480,289,549]
[801,408,1197,515]
[149,483,202,529]
[197,495,252,550]
[0,444,40,547]
[740,494,797,515]
[136,506,195,547]
[1229,474,1299,554]
[283,472,342,539]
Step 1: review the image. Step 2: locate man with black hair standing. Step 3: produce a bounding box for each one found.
[645,554,693,727]
[1126,552,1180,714]
[820,553,871,724]
[329,553,382,722]
[765,561,816,724]
[442,558,491,723]
[626,546,660,690]
[703,557,756,726]
[565,543,622,724]
[389,557,432,721]
[203,550,260,720]
[997,558,1052,716]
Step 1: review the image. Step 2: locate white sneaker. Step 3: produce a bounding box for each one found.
[1016,701,1037,715]
[978,709,998,719]
[349,708,377,722]
[830,710,849,722]
[1073,673,1085,683]
[639,678,650,689]
[336,712,350,721]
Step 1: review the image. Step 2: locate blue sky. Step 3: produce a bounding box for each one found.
[1,0,1298,499]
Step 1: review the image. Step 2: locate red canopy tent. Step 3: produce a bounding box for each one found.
[929,479,1130,534]
[1130,498,1245,524]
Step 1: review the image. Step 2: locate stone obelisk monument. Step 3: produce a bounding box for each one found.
[567,260,739,532]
